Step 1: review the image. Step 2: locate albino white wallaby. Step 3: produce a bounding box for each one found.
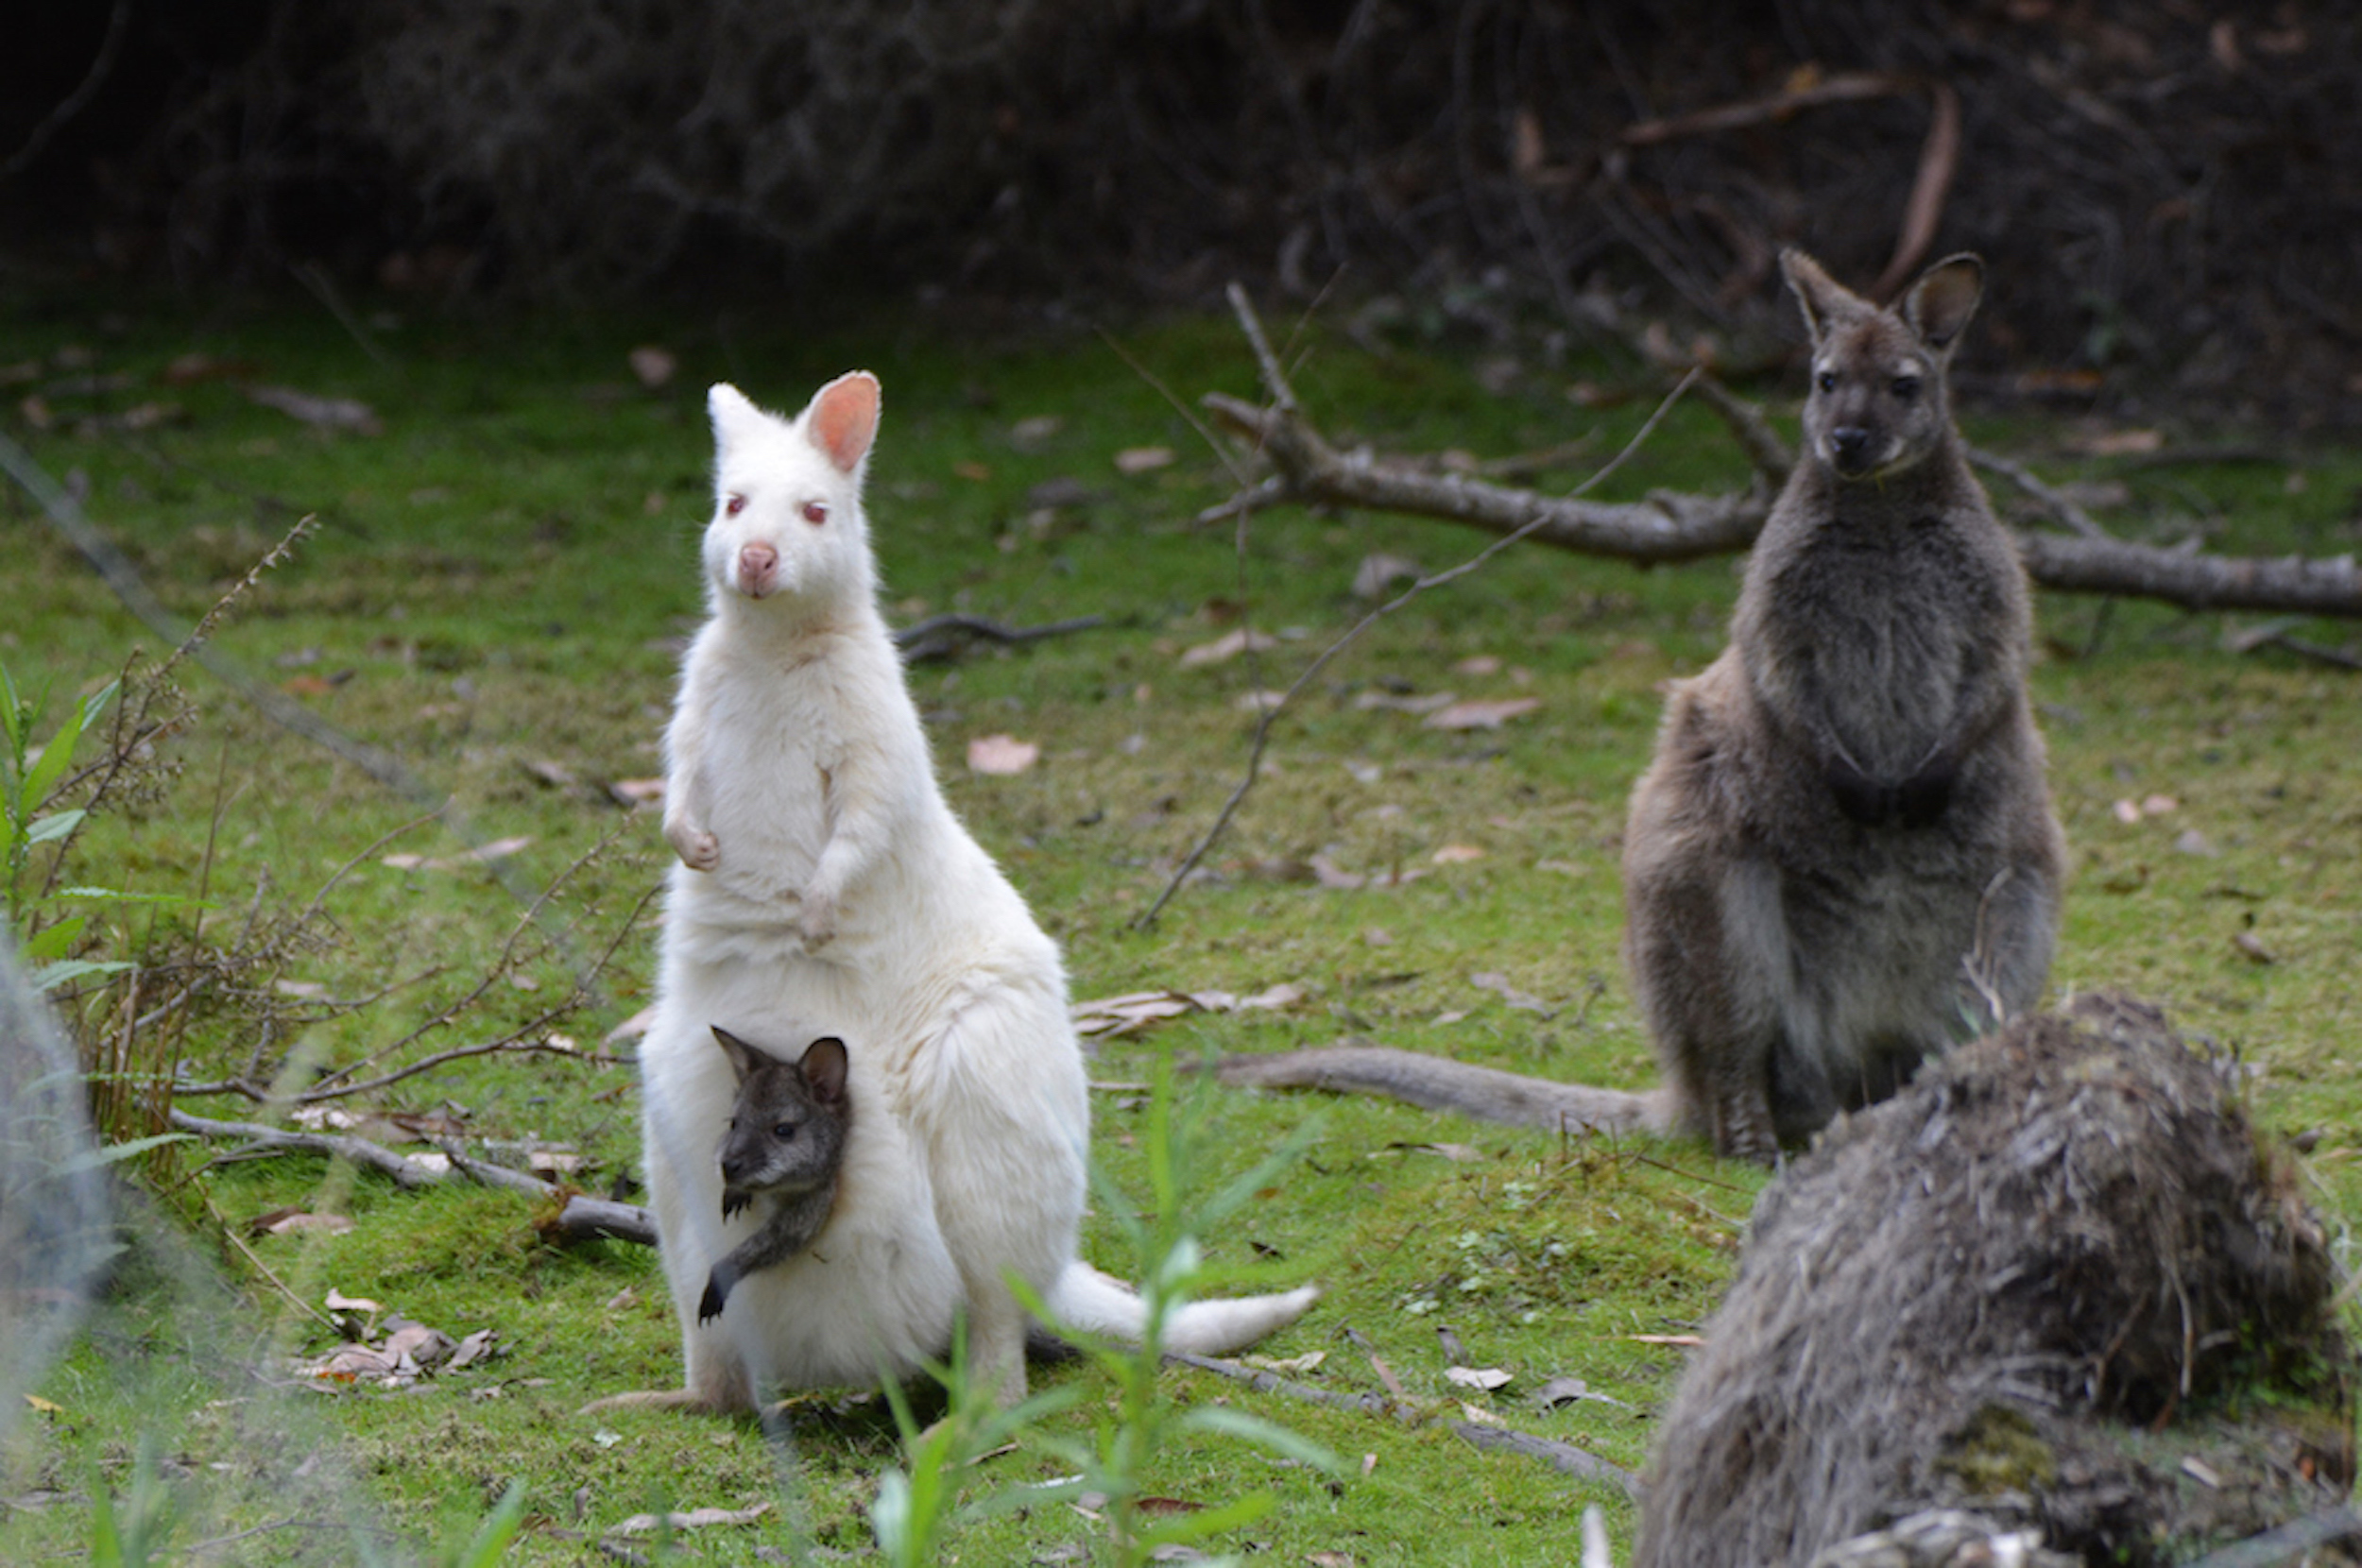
[590,373,1315,1415]
[1220,252,2064,1164]
[697,1028,850,1325]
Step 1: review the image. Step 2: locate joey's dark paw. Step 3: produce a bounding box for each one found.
[698,1274,728,1323]
[721,1190,749,1221]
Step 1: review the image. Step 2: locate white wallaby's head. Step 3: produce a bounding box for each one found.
[1783,249,1982,483]
[704,373,882,616]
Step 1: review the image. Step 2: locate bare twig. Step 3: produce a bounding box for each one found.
[892,613,1107,664]
[1969,448,2110,541]
[1167,1350,1637,1495]
[1137,295,1701,927]
[0,0,131,181]
[1210,359,2362,620]
[170,1109,442,1189]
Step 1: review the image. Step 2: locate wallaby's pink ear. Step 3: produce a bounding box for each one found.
[804,372,881,476]
[711,1025,764,1083]
[1902,254,1984,355]
[1780,249,1864,345]
[709,383,772,454]
[798,1036,849,1105]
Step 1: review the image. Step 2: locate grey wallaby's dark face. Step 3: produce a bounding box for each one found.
[711,1027,849,1205]
[1784,249,1983,482]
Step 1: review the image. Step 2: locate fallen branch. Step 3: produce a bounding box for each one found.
[1138,282,1701,928]
[171,1110,659,1244]
[1202,393,1763,566]
[1207,356,2362,621]
[891,612,1108,664]
[1166,1350,1637,1496]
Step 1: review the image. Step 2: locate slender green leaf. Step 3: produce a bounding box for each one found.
[22,915,85,961]
[1178,1406,1344,1473]
[26,809,86,845]
[31,957,132,991]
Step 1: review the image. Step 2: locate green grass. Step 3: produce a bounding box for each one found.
[2,279,2358,1563]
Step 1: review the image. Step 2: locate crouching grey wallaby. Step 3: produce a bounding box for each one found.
[1218,251,2065,1164]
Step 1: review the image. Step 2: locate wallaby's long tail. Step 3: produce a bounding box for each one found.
[1213,1045,1676,1137]
[1047,1261,1320,1355]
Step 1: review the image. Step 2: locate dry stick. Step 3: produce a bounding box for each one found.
[1968,447,2111,541]
[1166,1351,1638,1496]
[1135,315,1702,928]
[1215,377,2362,620]
[171,1109,659,1243]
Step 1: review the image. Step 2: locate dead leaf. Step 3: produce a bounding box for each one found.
[2062,426,2162,457]
[1381,1141,1482,1163]
[1244,1350,1326,1375]
[2112,798,2143,825]
[1136,1498,1204,1517]
[528,1148,585,1176]
[2174,828,2219,857]
[1234,690,1286,712]
[2140,793,2179,816]
[1628,1334,1704,1347]
[1446,1366,1513,1392]
[290,1105,358,1131]
[952,460,991,482]
[1471,972,1554,1016]
[1430,844,1485,864]
[1457,1401,1507,1427]
[1354,690,1456,715]
[325,1287,382,1315]
[251,1208,352,1237]
[611,1504,773,1535]
[1179,627,1280,668]
[626,346,677,389]
[385,1322,457,1367]
[1425,697,1541,731]
[274,979,328,998]
[2232,929,2277,964]
[605,1006,656,1043]
[1309,1553,1357,1568]
[1114,446,1175,474]
[447,1329,496,1370]
[1309,854,1367,891]
[22,1394,61,1416]
[1533,1375,1635,1410]
[248,384,383,435]
[1352,554,1422,599]
[967,734,1040,775]
[608,776,665,807]
[1451,656,1502,677]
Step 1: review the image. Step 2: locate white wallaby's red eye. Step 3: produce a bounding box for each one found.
[801,501,829,525]
[726,493,748,517]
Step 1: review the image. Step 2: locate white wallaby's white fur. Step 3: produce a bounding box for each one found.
[613,374,1316,1412]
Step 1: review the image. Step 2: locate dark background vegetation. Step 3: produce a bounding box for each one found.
[6,1,2360,419]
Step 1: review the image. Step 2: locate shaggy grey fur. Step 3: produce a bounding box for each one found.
[1634,995,2353,1568]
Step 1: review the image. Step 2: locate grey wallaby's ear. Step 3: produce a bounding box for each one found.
[710,1025,764,1083]
[1902,254,1984,355]
[798,1036,849,1104]
[1780,249,1867,345]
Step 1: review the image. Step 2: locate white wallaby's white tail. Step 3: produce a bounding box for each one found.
[1582,1505,1616,1568]
[1047,1261,1319,1355]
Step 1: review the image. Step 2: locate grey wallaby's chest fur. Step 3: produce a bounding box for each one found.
[1619,248,2066,1161]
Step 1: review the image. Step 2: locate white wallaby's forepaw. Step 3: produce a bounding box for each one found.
[666,820,720,872]
[796,889,838,948]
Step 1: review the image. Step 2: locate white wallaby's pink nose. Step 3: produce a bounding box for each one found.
[737,542,779,597]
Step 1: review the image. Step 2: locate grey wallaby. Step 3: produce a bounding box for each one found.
[1218,250,2065,1162]
[696,1027,850,1323]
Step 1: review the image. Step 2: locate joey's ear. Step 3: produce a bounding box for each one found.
[1902,254,1984,356]
[710,1025,763,1082]
[709,383,773,453]
[797,1036,849,1105]
[1779,249,1864,345]
[803,372,881,477]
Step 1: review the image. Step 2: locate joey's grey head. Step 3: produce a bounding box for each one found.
[1783,249,1983,482]
[711,1027,850,1196]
